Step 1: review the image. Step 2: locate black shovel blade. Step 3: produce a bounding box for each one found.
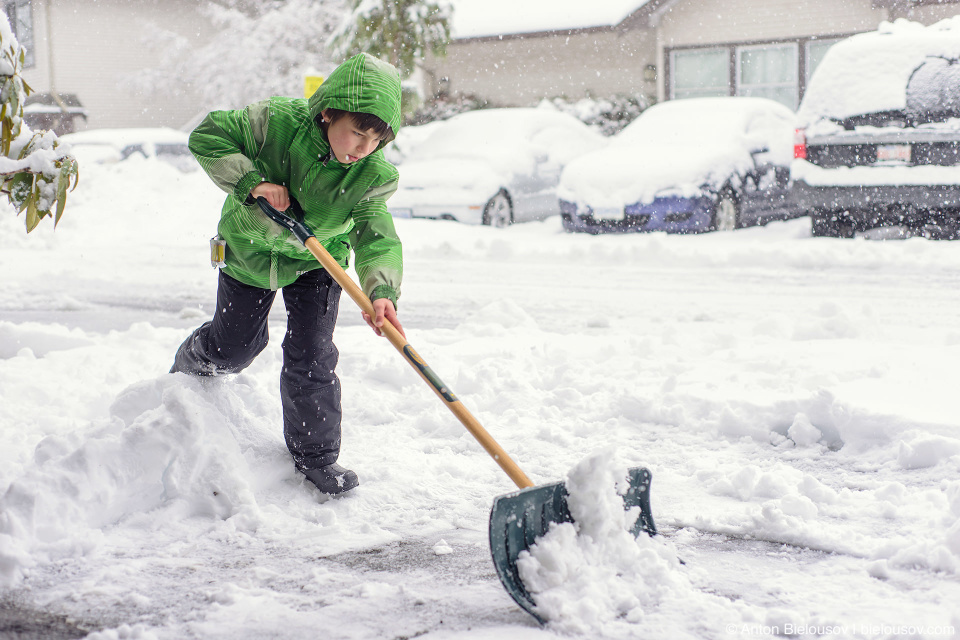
[488,467,656,624]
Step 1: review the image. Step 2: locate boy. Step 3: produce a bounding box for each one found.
[170,53,405,496]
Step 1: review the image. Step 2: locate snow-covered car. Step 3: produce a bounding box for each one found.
[386,107,606,226]
[558,97,797,234]
[791,18,960,238]
[59,127,199,173]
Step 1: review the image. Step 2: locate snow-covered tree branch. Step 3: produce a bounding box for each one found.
[0,14,77,233]
[134,0,347,112]
[331,0,452,78]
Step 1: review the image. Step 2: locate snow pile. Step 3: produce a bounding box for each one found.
[516,450,682,633]
[85,623,159,640]
[872,480,960,574]
[0,375,272,585]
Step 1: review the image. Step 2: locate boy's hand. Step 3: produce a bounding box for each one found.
[251,182,290,211]
[363,298,405,339]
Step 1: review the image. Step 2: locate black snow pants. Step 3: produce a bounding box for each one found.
[170,269,343,471]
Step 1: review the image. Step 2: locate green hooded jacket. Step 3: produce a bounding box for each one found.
[189,53,403,305]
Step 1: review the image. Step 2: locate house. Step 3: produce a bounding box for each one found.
[4,0,212,131]
[422,0,960,112]
[5,0,959,133]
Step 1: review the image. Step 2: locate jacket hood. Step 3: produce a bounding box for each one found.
[308,53,402,148]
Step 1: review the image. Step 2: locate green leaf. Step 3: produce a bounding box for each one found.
[25,196,39,233]
[17,132,39,159]
[55,160,76,226]
[9,88,19,117]
[9,171,33,210]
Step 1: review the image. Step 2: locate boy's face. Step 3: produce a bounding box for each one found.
[323,110,383,164]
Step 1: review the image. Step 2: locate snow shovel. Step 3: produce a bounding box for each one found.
[256,197,657,623]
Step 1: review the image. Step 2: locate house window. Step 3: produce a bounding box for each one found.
[668,36,857,109]
[737,43,798,109]
[805,38,842,85]
[671,48,729,100]
[2,0,34,68]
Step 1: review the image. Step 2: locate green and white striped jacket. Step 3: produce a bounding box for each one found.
[189,53,403,305]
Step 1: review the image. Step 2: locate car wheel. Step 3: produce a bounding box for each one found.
[811,210,855,238]
[711,189,740,232]
[483,190,513,227]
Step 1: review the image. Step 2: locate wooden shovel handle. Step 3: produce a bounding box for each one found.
[303,236,534,490]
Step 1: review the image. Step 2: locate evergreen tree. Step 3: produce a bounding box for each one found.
[331,0,452,78]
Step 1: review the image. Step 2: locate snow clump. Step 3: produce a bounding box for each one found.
[516,449,682,633]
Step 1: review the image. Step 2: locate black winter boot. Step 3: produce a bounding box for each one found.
[302,463,359,495]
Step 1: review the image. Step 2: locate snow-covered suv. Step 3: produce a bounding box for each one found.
[791,18,960,238]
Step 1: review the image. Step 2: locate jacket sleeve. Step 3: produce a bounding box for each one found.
[349,178,403,306]
[188,101,271,202]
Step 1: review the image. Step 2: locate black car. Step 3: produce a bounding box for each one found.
[791,19,960,238]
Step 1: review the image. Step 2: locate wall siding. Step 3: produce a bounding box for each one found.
[657,0,889,46]
[14,0,960,130]
[430,0,960,108]
[22,0,213,131]
[423,28,657,107]
[896,3,960,23]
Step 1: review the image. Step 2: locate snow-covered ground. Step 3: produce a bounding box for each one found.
[1,154,960,639]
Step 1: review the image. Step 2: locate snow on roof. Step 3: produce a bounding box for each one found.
[448,0,653,39]
[798,16,960,125]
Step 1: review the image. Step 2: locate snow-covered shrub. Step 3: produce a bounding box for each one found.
[406,92,651,134]
[0,14,77,233]
[403,92,496,126]
[134,0,347,111]
[546,94,652,136]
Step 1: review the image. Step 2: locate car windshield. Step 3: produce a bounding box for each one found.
[906,55,960,124]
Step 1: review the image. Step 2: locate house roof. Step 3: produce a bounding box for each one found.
[448,0,655,39]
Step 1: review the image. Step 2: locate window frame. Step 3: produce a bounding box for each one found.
[666,33,861,108]
[735,41,799,109]
[669,46,733,100]
[3,0,34,68]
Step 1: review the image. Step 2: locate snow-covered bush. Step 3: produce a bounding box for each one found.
[546,94,652,136]
[0,14,77,233]
[403,92,495,126]
[134,0,347,111]
[406,92,651,134]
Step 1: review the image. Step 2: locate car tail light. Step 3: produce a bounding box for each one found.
[793,128,807,159]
